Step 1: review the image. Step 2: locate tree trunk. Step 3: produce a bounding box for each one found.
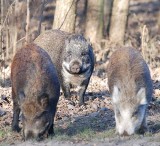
[25,0,30,44]
[109,0,130,45]
[158,11,160,34]
[53,0,77,33]
[103,0,113,37]
[85,0,104,43]
[75,0,87,34]
[37,0,45,36]
[0,0,4,53]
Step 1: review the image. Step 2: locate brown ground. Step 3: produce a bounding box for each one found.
[0,68,160,146]
[0,0,160,145]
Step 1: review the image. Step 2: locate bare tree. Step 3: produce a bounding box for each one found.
[0,0,4,85]
[37,0,45,36]
[13,0,19,55]
[109,0,130,45]
[0,0,4,52]
[53,0,77,33]
[75,0,87,34]
[85,0,104,43]
[103,0,113,37]
[6,27,10,60]
[158,11,160,34]
[25,0,30,44]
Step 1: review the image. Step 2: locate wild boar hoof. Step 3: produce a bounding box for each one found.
[63,94,71,99]
[12,125,21,132]
[48,127,54,136]
[138,126,148,134]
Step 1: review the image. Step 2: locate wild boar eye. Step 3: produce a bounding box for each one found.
[116,108,121,116]
[81,52,87,56]
[132,109,138,117]
[67,51,72,57]
[22,114,27,121]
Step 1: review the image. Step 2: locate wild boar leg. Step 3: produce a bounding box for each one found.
[61,83,71,99]
[12,90,21,132]
[48,105,57,136]
[139,112,148,134]
[48,123,54,136]
[78,79,90,105]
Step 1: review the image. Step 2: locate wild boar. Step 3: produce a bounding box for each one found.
[11,44,60,140]
[107,47,153,136]
[34,29,94,105]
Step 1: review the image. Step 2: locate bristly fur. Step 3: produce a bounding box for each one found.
[107,47,152,103]
[21,99,44,120]
[11,44,60,140]
[107,47,153,135]
[34,29,94,105]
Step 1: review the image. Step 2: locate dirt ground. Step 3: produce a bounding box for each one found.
[0,72,160,146]
[15,134,160,146]
[0,0,160,145]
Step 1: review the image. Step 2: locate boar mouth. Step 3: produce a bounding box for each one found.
[36,123,50,141]
[64,66,89,75]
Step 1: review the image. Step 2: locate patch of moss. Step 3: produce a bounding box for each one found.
[0,129,6,138]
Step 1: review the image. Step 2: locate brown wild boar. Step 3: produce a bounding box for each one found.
[107,47,153,136]
[11,44,60,141]
[34,29,94,105]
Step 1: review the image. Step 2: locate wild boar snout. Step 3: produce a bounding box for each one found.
[69,60,81,73]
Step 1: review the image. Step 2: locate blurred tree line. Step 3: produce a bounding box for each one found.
[0,0,159,64]
[0,0,131,60]
[0,0,159,87]
[51,0,130,45]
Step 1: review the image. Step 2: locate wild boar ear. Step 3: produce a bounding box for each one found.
[137,88,147,105]
[65,39,70,51]
[39,93,49,109]
[87,38,92,46]
[65,38,70,45]
[112,86,120,103]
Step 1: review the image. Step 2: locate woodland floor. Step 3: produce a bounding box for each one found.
[0,65,160,146]
[0,0,160,145]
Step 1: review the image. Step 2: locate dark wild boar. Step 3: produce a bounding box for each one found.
[34,29,94,105]
[107,47,153,136]
[11,44,60,140]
